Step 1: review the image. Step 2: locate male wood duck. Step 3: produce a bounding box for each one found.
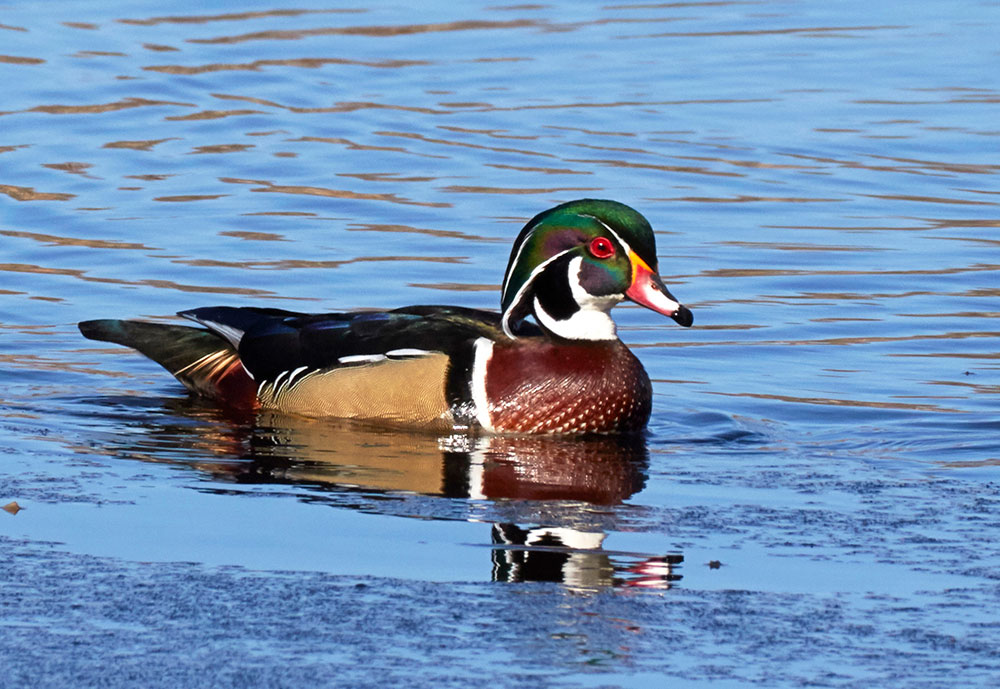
[79,199,692,434]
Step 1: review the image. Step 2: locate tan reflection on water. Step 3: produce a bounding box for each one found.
[720,241,883,252]
[291,135,449,160]
[154,194,230,202]
[17,97,194,116]
[701,264,1000,278]
[167,110,265,122]
[638,24,906,39]
[209,92,451,116]
[241,211,316,218]
[145,57,429,75]
[409,282,496,292]
[439,184,601,195]
[0,351,130,378]
[710,391,964,414]
[117,9,364,27]
[185,19,545,45]
[660,194,841,202]
[781,152,1000,177]
[638,330,1000,349]
[142,43,179,53]
[0,230,157,251]
[72,50,128,58]
[219,177,452,207]
[485,163,591,175]
[894,352,1000,360]
[0,262,275,297]
[483,97,772,113]
[172,255,465,271]
[42,162,98,179]
[0,55,44,65]
[189,144,254,154]
[124,174,174,181]
[1,184,75,201]
[219,230,289,242]
[375,130,562,160]
[861,194,998,207]
[346,223,502,242]
[564,154,747,178]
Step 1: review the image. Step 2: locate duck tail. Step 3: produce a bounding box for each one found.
[79,319,257,409]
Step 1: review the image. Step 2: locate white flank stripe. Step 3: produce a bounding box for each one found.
[272,369,290,390]
[337,353,387,365]
[385,348,432,358]
[285,365,309,386]
[470,337,495,433]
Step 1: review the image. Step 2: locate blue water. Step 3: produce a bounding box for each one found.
[2,0,1000,686]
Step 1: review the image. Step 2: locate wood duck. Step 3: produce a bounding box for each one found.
[79,199,692,434]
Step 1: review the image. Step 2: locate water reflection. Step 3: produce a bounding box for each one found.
[492,524,682,589]
[91,406,680,588]
[219,412,651,504]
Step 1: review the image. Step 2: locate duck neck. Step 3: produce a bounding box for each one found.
[513,255,622,342]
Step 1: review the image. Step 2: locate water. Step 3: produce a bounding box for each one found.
[2,0,999,686]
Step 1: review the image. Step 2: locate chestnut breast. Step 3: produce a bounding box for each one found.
[484,339,652,434]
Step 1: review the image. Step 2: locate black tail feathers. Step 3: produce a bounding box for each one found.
[79,319,231,376]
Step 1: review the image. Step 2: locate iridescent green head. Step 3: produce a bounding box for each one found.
[500,199,692,340]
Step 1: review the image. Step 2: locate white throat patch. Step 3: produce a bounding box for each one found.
[533,256,622,341]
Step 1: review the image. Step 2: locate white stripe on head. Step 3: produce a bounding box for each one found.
[586,215,636,260]
[501,247,576,339]
[500,227,535,294]
[501,222,541,298]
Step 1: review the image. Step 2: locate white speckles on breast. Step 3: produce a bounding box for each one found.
[486,342,652,434]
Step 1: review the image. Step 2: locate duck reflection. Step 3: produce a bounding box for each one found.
[116,406,682,588]
[219,411,651,505]
[492,524,682,589]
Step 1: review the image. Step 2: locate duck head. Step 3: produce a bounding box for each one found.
[500,199,693,340]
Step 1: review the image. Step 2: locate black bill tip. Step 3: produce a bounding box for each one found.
[671,305,693,328]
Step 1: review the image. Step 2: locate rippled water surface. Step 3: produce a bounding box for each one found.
[3,1,1000,686]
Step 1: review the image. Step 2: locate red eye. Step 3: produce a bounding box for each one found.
[588,236,616,259]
